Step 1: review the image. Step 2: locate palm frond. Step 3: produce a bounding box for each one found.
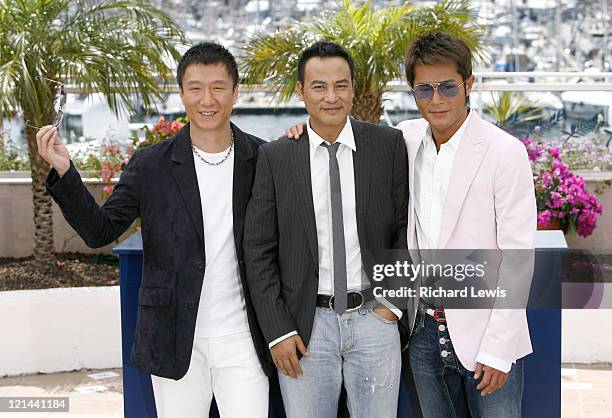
[485,92,543,127]
[0,0,187,124]
[240,29,313,101]
[240,0,486,107]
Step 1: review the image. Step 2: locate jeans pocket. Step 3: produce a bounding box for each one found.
[369,308,398,325]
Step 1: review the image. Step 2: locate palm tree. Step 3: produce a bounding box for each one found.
[0,0,186,268]
[483,92,543,130]
[241,0,486,123]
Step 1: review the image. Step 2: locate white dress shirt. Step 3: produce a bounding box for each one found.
[414,110,512,372]
[414,110,471,250]
[192,145,250,338]
[308,117,364,295]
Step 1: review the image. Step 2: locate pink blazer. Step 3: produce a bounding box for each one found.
[397,112,537,372]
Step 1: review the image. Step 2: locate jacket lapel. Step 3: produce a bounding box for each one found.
[407,132,422,253]
[231,123,256,257]
[291,133,319,266]
[437,114,490,248]
[171,124,205,246]
[350,119,370,247]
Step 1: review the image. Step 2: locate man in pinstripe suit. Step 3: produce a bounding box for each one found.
[244,42,409,418]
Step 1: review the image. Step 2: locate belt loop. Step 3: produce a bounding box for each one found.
[358,301,368,315]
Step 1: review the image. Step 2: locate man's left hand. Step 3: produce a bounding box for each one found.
[474,362,508,396]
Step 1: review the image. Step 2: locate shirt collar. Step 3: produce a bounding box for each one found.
[422,108,473,151]
[307,116,356,152]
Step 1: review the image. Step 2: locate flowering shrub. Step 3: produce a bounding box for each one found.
[73,117,185,200]
[522,138,605,237]
[557,140,612,171]
[0,134,30,171]
[132,116,186,149]
[77,137,134,198]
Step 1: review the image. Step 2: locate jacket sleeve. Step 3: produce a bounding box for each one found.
[243,146,298,345]
[45,150,142,248]
[476,139,537,371]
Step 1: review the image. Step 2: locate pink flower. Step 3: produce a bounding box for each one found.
[524,139,605,237]
[548,147,560,159]
[537,210,553,226]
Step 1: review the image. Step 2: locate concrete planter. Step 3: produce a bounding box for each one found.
[0,286,121,377]
[0,170,99,179]
[1,170,610,257]
[564,170,612,251]
[0,173,127,257]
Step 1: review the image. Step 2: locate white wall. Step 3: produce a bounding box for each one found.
[0,285,610,376]
[0,286,122,377]
[563,309,612,363]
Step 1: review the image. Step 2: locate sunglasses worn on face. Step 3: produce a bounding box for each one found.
[411,80,467,100]
[25,77,66,130]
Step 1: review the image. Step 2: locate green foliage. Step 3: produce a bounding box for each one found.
[0,0,188,127]
[240,0,486,104]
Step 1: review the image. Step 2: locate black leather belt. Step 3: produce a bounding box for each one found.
[316,288,374,311]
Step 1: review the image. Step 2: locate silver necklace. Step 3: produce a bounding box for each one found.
[192,131,234,166]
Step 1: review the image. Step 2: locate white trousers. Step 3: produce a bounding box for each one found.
[151,331,269,418]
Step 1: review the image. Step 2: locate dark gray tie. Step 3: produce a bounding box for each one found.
[322,142,347,314]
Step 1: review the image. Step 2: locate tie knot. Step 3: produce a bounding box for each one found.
[321,141,341,157]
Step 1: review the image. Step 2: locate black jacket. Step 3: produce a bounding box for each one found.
[243,118,409,350]
[46,123,273,379]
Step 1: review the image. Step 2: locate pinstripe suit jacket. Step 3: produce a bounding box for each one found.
[243,118,409,351]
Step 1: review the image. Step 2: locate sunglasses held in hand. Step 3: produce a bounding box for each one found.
[25,77,66,130]
[410,80,467,100]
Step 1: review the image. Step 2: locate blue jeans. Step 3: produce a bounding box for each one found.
[409,308,524,418]
[278,300,401,418]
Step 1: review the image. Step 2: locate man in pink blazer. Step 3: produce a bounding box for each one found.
[396,32,537,417]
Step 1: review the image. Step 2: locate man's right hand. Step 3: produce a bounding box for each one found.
[270,334,309,378]
[36,125,70,176]
[284,123,305,140]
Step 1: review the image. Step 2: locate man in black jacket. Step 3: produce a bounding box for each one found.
[36,42,271,418]
[243,41,409,418]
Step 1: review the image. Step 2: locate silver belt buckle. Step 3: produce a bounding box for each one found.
[346,291,364,312]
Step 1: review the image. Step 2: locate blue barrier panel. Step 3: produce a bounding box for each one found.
[113,233,157,418]
[522,231,566,418]
[114,231,565,418]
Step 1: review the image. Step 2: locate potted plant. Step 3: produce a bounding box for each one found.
[522,138,604,237]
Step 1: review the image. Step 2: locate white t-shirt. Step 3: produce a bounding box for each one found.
[192,144,250,338]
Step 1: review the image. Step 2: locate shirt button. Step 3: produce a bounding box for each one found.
[188,301,196,309]
[439,338,446,344]
[441,350,449,358]
[196,261,204,270]
[438,325,446,332]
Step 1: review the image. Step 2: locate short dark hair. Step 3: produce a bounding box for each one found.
[405,32,472,86]
[297,41,356,85]
[176,42,239,90]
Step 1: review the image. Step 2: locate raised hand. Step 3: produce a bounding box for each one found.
[36,125,70,176]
